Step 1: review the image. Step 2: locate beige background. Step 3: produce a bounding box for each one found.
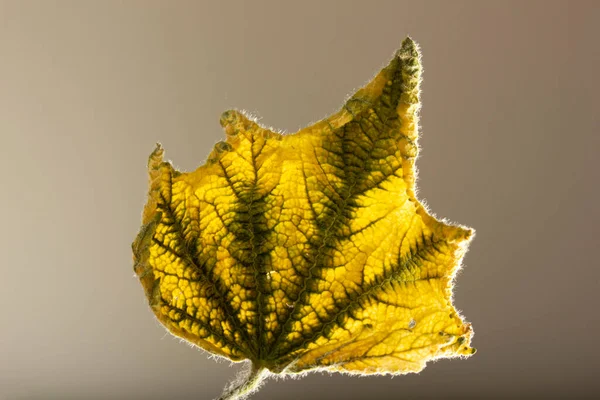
[1,1,599,399]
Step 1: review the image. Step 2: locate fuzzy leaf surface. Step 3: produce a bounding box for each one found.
[132,38,475,393]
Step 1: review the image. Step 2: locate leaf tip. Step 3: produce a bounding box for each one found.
[220,109,240,128]
[397,36,420,59]
[457,225,475,242]
[148,142,165,170]
[220,109,258,138]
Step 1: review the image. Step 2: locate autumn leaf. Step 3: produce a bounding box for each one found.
[132,37,475,400]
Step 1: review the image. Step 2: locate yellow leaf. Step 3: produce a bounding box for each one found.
[132,37,475,400]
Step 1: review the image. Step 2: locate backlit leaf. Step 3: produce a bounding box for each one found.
[132,37,475,400]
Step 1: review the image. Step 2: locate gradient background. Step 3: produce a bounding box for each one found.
[1,1,599,399]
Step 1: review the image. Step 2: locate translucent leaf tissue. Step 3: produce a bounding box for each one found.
[132,37,475,400]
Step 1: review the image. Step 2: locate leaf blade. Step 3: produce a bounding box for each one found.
[133,36,475,397]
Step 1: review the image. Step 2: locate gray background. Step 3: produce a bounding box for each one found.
[1,1,599,399]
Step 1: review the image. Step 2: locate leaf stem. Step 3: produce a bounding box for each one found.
[218,363,268,400]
